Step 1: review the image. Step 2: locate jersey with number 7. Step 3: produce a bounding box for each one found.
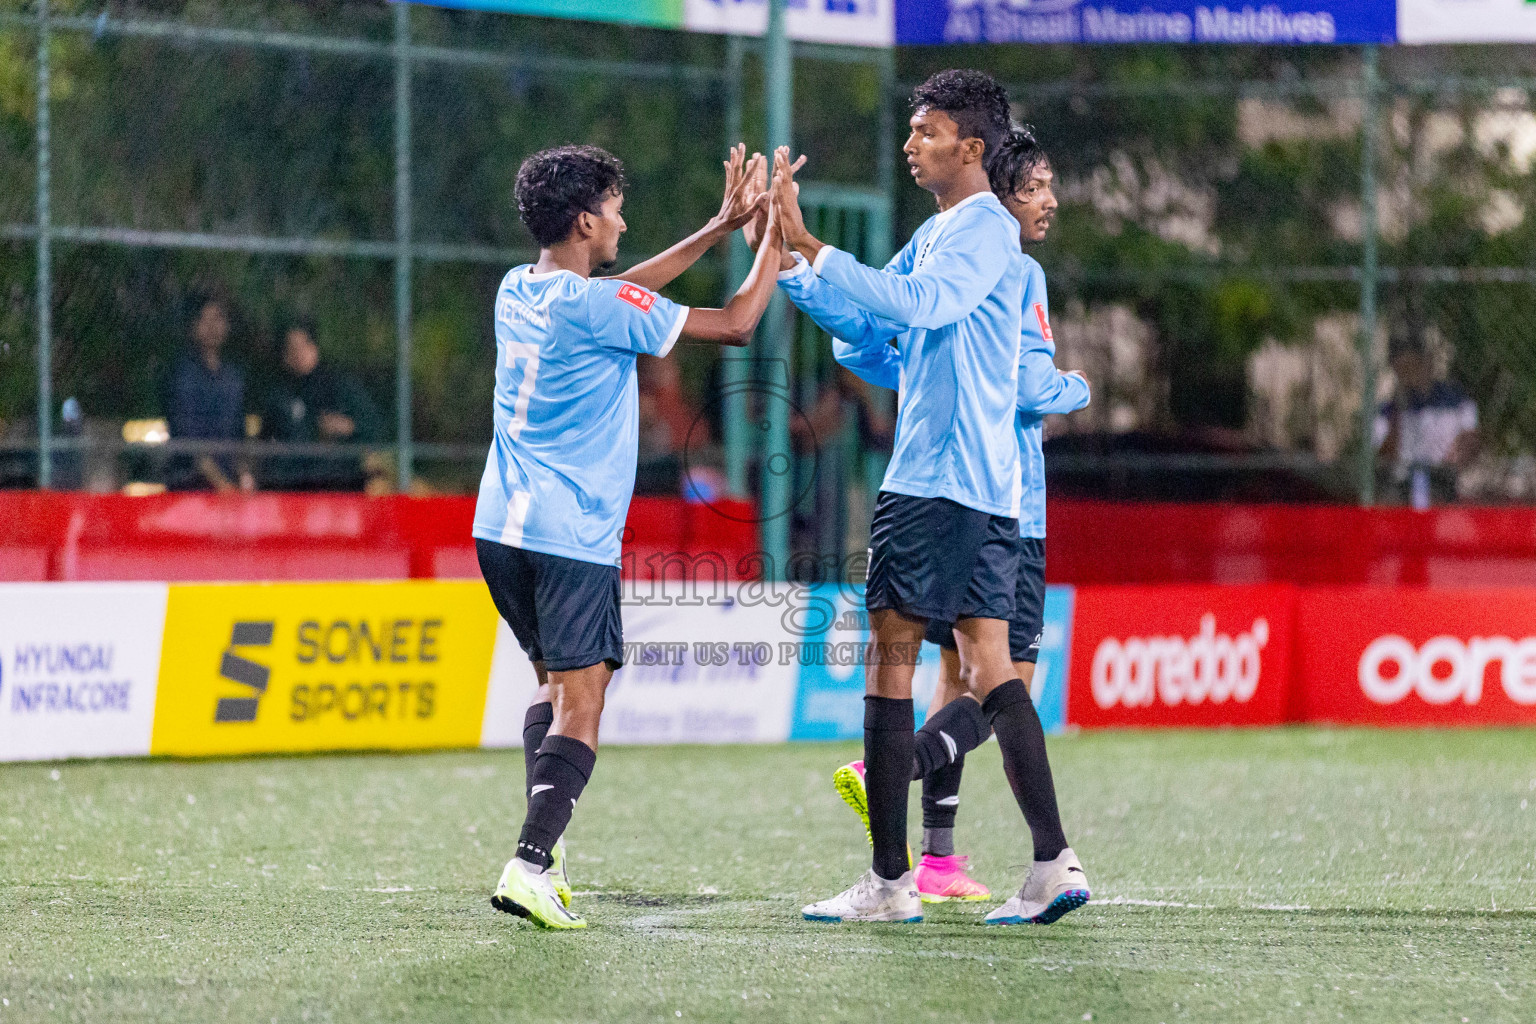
[472,266,689,566]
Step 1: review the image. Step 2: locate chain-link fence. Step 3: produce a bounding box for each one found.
[2,5,1535,553]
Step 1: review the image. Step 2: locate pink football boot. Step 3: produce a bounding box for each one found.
[914,853,991,903]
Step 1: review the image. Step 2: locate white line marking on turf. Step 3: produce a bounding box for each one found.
[1101,896,1313,911]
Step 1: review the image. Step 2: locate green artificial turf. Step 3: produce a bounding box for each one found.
[3,729,1534,1023]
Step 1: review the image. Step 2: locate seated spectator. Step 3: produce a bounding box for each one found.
[162,292,252,492]
[1374,337,1478,508]
[260,318,382,490]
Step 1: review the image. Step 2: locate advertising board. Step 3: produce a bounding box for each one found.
[415,0,1390,44]
[1296,588,1536,726]
[0,583,168,761]
[1066,584,1297,729]
[789,584,1072,740]
[150,581,499,756]
[482,580,803,746]
[1397,0,1536,43]
[421,0,895,44]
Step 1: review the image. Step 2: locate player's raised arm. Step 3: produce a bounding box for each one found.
[608,145,765,293]
[765,151,903,381]
[741,149,804,272]
[675,151,790,346]
[772,155,1010,331]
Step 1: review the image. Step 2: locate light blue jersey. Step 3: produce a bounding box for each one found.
[1014,257,1090,537]
[473,266,688,565]
[796,253,1088,539]
[781,191,1026,518]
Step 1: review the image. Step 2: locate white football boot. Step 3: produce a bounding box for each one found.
[984,848,1090,925]
[802,869,923,923]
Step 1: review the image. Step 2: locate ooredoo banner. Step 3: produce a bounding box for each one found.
[0,583,169,761]
[1067,585,1297,729]
[1296,588,1536,727]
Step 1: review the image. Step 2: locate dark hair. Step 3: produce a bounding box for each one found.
[282,315,319,344]
[1388,331,1426,362]
[988,125,1050,199]
[186,288,229,321]
[910,69,1013,167]
[515,144,627,247]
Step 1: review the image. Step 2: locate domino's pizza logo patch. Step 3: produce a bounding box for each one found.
[617,283,657,313]
[1034,303,1053,343]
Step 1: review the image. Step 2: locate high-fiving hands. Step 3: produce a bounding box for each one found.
[769,145,821,265]
[744,148,805,255]
[713,144,768,234]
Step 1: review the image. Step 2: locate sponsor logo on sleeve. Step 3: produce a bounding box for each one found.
[152,582,498,756]
[1034,303,1053,342]
[616,283,657,313]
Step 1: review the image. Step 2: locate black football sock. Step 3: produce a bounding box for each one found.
[522,702,554,798]
[864,695,915,882]
[912,695,989,781]
[516,735,596,870]
[982,678,1069,863]
[922,825,955,858]
[921,754,964,857]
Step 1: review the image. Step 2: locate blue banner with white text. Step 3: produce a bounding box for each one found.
[895,0,1396,45]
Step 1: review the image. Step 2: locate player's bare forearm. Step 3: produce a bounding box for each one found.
[610,220,731,293]
[614,146,765,293]
[679,198,784,346]
[788,233,824,266]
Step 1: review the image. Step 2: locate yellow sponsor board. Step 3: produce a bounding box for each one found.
[152,581,498,757]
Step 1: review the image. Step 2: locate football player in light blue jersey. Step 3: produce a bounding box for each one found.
[769,70,1053,925]
[486,143,788,929]
[808,128,1095,924]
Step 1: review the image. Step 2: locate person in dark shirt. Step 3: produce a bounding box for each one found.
[1373,338,1478,507]
[163,294,253,492]
[259,318,383,490]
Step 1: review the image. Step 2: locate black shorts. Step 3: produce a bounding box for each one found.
[864,491,1020,625]
[925,537,1046,663]
[475,539,623,672]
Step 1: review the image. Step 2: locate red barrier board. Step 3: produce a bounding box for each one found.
[1046,500,1536,587]
[1296,588,1536,726]
[0,492,763,582]
[1067,585,1297,728]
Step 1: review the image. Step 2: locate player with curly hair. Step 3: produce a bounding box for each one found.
[483,142,790,929]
